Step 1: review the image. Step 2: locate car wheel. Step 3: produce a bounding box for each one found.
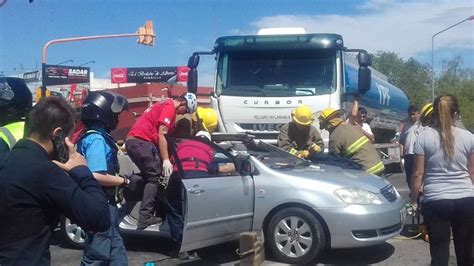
[60,216,86,249]
[265,207,326,265]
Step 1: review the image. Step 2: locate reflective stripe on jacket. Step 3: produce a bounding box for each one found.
[0,121,25,149]
[277,122,324,152]
[329,123,384,175]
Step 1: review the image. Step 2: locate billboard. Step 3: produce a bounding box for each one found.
[111,66,189,84]
[42,64,90,86]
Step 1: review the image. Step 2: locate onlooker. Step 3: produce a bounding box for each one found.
[0,77,32,153]
[76,92,129,265]
[347,97,375,143]
[410,94,474,266]
[400,105,420,189]
[278,105,324,159]
[0,97,110,265]
[125,93,197,230]
[318,108,384,176]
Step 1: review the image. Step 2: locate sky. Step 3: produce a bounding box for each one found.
[1,0,473,86]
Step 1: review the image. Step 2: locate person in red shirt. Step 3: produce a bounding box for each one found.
[125,93,197,230]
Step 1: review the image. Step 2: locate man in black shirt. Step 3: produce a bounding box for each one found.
[0,97,110,265]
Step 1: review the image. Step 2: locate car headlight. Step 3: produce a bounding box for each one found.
[334,188,383,205]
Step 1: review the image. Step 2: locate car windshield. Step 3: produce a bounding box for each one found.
[216,49,336,97]
[250,141,311,169]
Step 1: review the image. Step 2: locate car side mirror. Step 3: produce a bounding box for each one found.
[239,159,255,177]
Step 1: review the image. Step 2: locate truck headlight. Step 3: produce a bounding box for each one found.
[334,188,383,205]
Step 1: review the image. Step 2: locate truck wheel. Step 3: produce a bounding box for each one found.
[60,216,86,249]
[265,207,326,265]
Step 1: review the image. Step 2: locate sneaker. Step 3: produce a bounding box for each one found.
[137,216,163,230]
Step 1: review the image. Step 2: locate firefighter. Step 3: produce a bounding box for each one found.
[76,91,129,265]
[420,103,434,127]
[125,92,197,230]
[318,108,385,176]
[277,105,324,158]
[192,106,218,134]
[0,77,32,153]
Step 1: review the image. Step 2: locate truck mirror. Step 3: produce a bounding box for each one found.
[357,51,372,93]
[187,54,200,69]
[357,51,372,67]
[187,68,198,94]
[358,67,371,93]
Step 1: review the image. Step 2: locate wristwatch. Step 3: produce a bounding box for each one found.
[122,176,130,186]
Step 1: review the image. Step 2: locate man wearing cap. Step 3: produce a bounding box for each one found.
[278,105,324,159]
[318,108,384,176]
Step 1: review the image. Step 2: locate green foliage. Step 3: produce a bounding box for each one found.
[371,52,473,132]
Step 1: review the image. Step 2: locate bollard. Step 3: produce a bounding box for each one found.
[238,231,265,266]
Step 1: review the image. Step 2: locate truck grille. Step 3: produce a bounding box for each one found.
[380,184,397,202]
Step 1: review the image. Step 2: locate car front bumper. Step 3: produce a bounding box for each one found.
[318,198,405,249]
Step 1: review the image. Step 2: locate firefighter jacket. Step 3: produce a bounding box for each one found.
[329,123,384,175]
[0,121,25,152]
[278,122,324,152]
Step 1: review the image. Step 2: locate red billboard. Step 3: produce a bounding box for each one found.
[111,66,190,84]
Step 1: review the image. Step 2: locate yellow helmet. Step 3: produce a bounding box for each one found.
[192,107,218,133]
[420,103,433,119]
[291,105,314,126]
[318,108,342,122]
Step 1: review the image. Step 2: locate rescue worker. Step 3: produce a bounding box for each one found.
[419,103,434,127]
[0,77,32,153]
[277,105,324,159]
[192,106,218,135]
[76,91,129,265]
[125,92,197,230]
[318,108,385,176]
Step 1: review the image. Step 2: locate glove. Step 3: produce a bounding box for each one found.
[296,150,309,159]
[309,143,321,154]
[162,159,173,178]
[405,203,418,217]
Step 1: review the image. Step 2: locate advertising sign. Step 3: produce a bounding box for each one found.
[111,66,189,84]
[42,64,90,86]
[23,71,40,83]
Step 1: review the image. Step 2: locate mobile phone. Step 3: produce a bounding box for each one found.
[52,131,69,163]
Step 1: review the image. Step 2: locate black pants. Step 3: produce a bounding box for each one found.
[404,154,414,189]
[422,197,474,266]
[125,138,164,223]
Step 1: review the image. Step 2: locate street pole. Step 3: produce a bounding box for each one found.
[78,60,95,67]
[41,21,155,98]
[431,15,474,101]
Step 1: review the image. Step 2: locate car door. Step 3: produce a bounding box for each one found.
[180,163,255,252]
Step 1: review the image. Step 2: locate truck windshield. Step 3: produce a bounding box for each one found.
[216,49,336,97]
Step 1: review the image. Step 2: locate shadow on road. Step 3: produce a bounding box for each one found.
[319,243,395,265]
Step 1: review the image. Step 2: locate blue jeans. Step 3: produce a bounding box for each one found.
[81,204,128,266]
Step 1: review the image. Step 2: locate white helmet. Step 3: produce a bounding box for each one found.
[195,130,211,141]
[182,92,197,113]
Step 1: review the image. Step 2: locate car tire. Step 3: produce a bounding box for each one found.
[265,207,326,265]
[60,216,86,249]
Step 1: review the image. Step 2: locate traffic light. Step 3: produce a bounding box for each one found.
[144,21,155,46]
[137,20,155,46]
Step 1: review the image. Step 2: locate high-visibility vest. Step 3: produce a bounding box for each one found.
[0,121,25,150]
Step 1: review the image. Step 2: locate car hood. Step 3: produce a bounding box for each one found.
[275,163,391,193]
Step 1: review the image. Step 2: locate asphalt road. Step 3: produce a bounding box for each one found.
[50,173,457,265]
